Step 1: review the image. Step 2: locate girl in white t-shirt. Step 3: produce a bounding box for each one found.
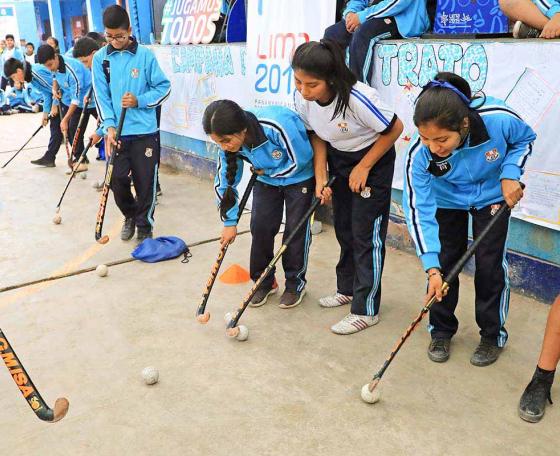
[292,39,403,335]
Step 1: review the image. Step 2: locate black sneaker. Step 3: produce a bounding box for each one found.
[513,21,540,39]
[136,226,153,243]
[470,337,503,367]
[519,367,554,423]
[30,156,55,167]
[428,338,451,363]
[120,217,136,241]
[279,289,306,309]
[249,280,278,307]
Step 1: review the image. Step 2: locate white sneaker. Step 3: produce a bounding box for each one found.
[319,292,352,308]
[331,313,379,335]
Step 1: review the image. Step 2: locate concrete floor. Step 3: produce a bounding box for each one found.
[0,113,558,455]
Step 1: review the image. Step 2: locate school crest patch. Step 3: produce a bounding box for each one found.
[131,68,139,79]
[490,204,501,216]
[145,148,153,157]
[360,186,372,199]
[485,148,499,162]
[272,150,282,160]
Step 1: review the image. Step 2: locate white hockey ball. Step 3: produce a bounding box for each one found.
[361,383,381,404]
[81,172,87,180]
[142,366,159,385]
[236,325,249,341]
[224,312,232,323]
[96,264,109,277]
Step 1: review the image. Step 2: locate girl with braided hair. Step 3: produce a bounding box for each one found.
[403,72,536,367]
[203,100,315,309]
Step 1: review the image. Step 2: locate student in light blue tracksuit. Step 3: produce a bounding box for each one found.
[37,44,92,166]
[5,80,34,112]
[92,5,171,242]
[403,72,536,368]
[324,0,430,83]
[1,34,24,90]
[203,100,315,309]
[3,57,60,165]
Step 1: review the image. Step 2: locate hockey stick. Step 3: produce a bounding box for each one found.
[0,329,69,422]
[54,138,95,214]
[58,100,72,165]
[68,87,93,166]
[95,108,127,244]
[196,172,258,324]
[1,121,46,168]
[225,176,336,339]
[361,191,523,403]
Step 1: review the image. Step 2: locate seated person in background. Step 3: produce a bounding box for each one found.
[25,42,36,64]
[5,80,36,112]
[499,0,560,38]
[324,0,430,83]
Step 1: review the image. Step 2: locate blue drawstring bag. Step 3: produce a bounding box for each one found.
[132,236,191,263]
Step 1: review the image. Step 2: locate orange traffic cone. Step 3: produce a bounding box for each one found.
[219,264,251,284]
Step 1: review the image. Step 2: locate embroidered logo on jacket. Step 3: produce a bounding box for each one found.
[485,148,500,162]
[131,68,139,79]
[272,150,282,160]
[360,187,372,199]
[145,148,153,158]
[490,204,501,216]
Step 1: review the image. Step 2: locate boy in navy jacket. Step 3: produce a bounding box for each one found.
[92,5,171,242]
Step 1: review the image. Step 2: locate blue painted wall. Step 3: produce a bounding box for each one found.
[11,1,40,47]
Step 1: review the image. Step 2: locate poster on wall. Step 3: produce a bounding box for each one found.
[371,40,560,230]
[246,0,337,109]
[0,4,20,42]
[151,44,250,142]
[160,0,222,45]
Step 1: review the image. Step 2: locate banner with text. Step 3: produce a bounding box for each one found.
[372,40,560,230]
[151,44,250,142]
[246,0,336,108]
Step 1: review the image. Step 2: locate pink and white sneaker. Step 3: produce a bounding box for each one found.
[331,313,379,335]
[318,292,352,308]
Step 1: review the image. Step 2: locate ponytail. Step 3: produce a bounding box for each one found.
[291,39,357,120]
[202,99,248,221]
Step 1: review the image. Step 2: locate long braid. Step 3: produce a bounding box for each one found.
[202,99,248,221]
[220,152,239,221]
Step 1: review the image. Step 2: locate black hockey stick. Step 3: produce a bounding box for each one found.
[0,329,69,422]
[95,108,127,244]
[196,172,258,323]
[225,176,336,339]
[1,121,46,168]
[54,138,95,214]
[68,87,93,166]
[361,187,524,402]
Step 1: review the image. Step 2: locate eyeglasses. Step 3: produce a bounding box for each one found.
[105,34,128,43]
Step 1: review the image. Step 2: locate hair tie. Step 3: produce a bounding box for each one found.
[423,80,471,106]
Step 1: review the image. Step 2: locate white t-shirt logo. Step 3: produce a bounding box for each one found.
[338,122,349,133]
